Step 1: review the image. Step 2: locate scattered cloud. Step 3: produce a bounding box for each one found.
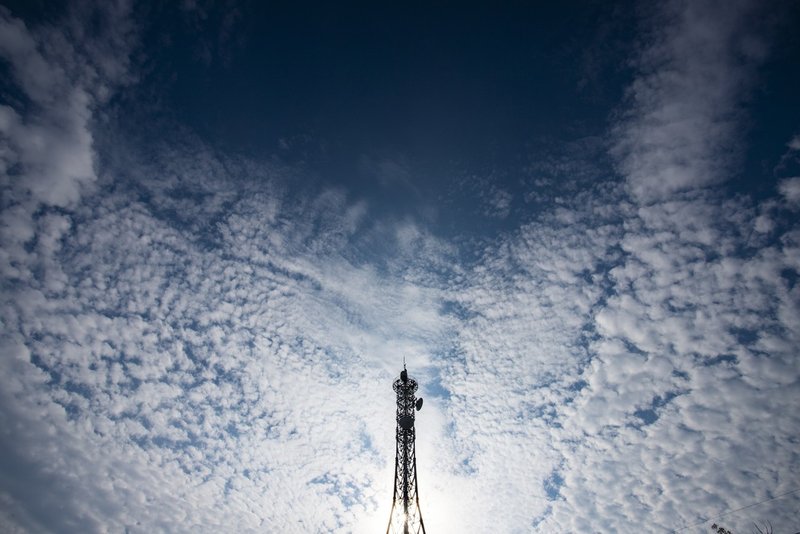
[357,153,419,195]
[778,177,800,205]
[611,0,769,203]
[1,1,798,533]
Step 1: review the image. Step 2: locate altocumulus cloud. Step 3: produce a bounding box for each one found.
[0,3,453,532]
[1,1,799,533]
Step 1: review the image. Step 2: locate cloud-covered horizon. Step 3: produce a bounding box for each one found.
[1,1,799,532]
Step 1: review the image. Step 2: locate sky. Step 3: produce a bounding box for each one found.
[0,0,799,532]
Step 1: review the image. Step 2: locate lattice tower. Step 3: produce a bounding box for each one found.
[386,365,427,534]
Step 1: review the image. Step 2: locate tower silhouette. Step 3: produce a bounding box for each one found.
[386,364,427,534]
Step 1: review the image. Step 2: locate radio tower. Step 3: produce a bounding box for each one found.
[386,362,427,534]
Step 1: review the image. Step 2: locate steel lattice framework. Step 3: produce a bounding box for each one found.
[386,366,427,534]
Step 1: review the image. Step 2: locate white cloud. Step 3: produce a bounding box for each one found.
[358,153,418,193]
[778,176,800,205]
[611,0,768,203]
[447,183,800,531]
[0,3,135,210]
[1,1,799,533]
[2,121,458,532]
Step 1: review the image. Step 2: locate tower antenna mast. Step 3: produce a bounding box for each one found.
[386,363,427,534]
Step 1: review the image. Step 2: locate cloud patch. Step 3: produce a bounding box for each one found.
[611,0,769,202]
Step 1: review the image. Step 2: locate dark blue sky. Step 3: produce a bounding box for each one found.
[105,0,798,231]
[157,3,626,148]
[122,2,639,224]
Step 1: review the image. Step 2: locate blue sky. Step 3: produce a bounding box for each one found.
[1,1,799,532]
